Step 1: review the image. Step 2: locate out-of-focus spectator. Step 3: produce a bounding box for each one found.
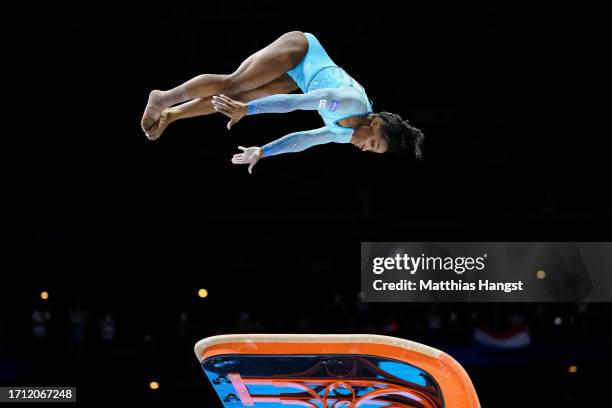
[68,301,89,344]
[234,310,265,333]
[32,307,51,340]
[178,312,189,338]
[100,313,115,342]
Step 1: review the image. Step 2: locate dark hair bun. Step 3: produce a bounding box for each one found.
[378,112,425,159]
[402,120,425,160]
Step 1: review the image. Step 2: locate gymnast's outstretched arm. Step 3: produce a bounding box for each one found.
[231,127,347,174]
[211,88,365,127]
[261,126,345,156]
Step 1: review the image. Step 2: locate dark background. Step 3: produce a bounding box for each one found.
[6,0,611,406]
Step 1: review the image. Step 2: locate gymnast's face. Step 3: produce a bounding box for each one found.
[350,118,388,153]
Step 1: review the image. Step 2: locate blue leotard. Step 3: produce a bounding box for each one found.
[246,32,373,157]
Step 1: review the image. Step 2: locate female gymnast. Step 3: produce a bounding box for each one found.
[141,31,425,173]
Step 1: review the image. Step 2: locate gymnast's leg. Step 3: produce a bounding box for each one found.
[145,75,299,140]
[141,31,308,134]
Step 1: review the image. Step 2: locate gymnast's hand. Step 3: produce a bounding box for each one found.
[212,94,248,129]
[231,146,263,174]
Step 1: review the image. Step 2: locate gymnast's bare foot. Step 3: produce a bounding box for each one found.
[144,109,173,140]
[141,90,166,133]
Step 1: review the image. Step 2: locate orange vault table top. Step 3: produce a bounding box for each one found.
[194,334,480,408]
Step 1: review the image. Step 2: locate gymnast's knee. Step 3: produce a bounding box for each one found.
[219,74,244,95]
[283,31,307,43]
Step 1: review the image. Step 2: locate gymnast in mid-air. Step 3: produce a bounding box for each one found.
[141,31,425,173]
